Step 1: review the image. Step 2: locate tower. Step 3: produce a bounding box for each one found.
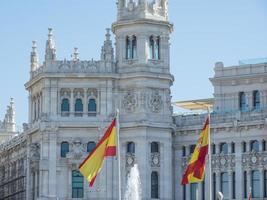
[113,0,174,199]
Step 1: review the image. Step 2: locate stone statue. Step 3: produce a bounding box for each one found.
[217,191,224,200]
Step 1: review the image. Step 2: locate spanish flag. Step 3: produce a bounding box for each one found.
[79,119,117,187]
[181,117,209,185]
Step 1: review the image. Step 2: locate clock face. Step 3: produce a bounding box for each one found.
[153,156,159,165]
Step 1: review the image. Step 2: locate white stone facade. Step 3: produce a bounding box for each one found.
[0,1,267,200]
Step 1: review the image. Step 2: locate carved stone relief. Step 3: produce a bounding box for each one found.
[149,90,163,113]
[122,91,138,113]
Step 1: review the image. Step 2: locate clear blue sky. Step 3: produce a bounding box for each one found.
[0,0,266,129]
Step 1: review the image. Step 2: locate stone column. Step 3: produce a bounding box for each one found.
[137,35,147,63]
[48,131,57,197]
[235,141,243,199]
[83,88,87,116]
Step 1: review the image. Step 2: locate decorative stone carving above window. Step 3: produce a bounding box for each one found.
[149,90,163,113]
[211,154,235,171]
[74,89,84,98]
[126,154,135,168]
[242,152,267,169]
[87,88,98,98]
[122,92,138,113]
[67,139,86,160]
[60,88,71,99]
[151,153,160,167]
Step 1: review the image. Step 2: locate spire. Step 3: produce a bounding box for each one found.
[72,47,79,62]
[45,28,56,62]
[31,41,39,71]
[4,98,16,132]
[101,28,114,62]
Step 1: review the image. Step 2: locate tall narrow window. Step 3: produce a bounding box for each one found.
[250,140,259,152]
[151,171,159,198]
[126,35,137,59]
[149,36,160,60]
[61,142,69,158]
[190,145,196,154]
[212,144,216,154]
[244,171,247,198]
[231,142,235,153]
[190,183,198,200]
[182,146,186,157]
[151,142,159,153]
[252,170,260,198]
[243,142,247,153]
[61,98,70,116]
[183,185,186,200]
[253,90,260,110]
[72,170,84,198]
[264,170,267,197]
[213,173,216,200]
[239,92,246,112]
[87,142,96,153]
[88,99,97,116]
[263,140,266,151]
[232,172,236,199]
[220,143,228,154]
[202,180,205,200]
[221,172,229,198]
[75,98,83,116]
[127,142,135,154]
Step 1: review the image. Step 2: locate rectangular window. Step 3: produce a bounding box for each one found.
[183,185,186,200]
[252,170,260,198]
[190,145,196,154]
[231,142,235,153]
[202,180,205,200]
[243,142,247,153]
[213,173,216,200]
[182,146,186,157]
[264,170,267,197]
[221,172,229,199]
[212,144,216,154]
[72,170,84,198]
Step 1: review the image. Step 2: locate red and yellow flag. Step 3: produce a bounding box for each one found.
[181,117,209,185]
[79,119,117,187]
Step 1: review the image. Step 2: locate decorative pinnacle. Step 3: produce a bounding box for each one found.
[73,47,79,61]
[48,28,53,39]
[105,28,111,41]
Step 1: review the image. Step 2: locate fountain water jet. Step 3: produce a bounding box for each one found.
[124,164,142,200]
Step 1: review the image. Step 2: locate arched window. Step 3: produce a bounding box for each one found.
[75,98,83,116]
[151,171,159,198]
[149,36,160,60]
[252,170,260,198]
[220,143,228,154]
[127,142,135,154]
[61,142,69,158]
[253,90,260,110]
[250,140,259,152]
[87,142,96,153]
[190,183,198,200]
[72,170,84,198]
[239,92,247,112]
[88,99,97,116]
[126,35,137,59]
[151,142,159,153]
[221,172,229,198]
[61,98,70,116]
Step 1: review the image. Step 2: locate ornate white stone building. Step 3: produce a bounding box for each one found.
[0,0,266,200]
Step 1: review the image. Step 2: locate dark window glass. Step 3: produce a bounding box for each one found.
[220,143,228,154]
[202,180,205,200]
[132,36,137,59]
[264,170,267,197]
[252,170,260,198]
[72,170,84,198]
[183,185,186,200]
[213,173,216,200]
[243,142,247,153]
[190,145,196,154]
[151,171,159,198]
[149,36,160,60]
[61,98,70,112]
[182,146,186,157]
[250,140,259,152]
[126,36,131,59]
[75,99,83,112]
[244,171,247,198]
[88,99,97,116]
[127,142,135,154]
[263,140,266,151]
[232,172,236,199]
[239,92,246,112]
[212,144,216,154]
[87,142,96,153]
[221,172,229,198]
[253,90,260,110]
[231,142,235,153]
[190,183,198,200]
[151,142,159,153]
[61,142,69,158]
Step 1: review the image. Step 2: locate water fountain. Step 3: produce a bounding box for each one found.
[124,164,142,200]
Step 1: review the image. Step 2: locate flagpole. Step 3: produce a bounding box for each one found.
[116,109,122,200]
[207,106,212,200]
